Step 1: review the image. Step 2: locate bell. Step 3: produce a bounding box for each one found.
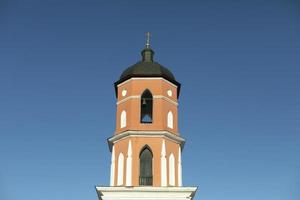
[142,98,147,105]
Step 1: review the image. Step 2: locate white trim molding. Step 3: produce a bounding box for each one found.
[117,95,140,105]
[117,77,178,88]
[117,95,178,106]
[108,131,185,152]
[154,95,178,106]
[96,186,198,200]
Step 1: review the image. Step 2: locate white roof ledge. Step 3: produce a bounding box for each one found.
[107,130,186,152]
[96,186,198,200]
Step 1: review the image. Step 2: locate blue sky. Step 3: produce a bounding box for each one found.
[0,0,300,200]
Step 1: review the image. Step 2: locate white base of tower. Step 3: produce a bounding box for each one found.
[96,186,197,200]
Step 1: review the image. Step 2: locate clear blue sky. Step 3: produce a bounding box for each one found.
[0,0,299,200]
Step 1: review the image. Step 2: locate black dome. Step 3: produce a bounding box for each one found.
[114,48,181,97]
[119,61,176,83]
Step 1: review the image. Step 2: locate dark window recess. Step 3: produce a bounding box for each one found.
[141,89,153,123]
[139,147,153,186]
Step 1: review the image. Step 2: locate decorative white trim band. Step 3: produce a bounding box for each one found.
[117,95,178,106]
[117,95,140,105]
[108,131,185,152]
[154,95,178,106]
[117,77,178,88]
[96,186,198,200]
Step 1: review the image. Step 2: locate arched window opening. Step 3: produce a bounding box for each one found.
[117,153,124,186]
[169,153,175,186]
[120,110,126,128]
[139,146,153,186]
[167,111,173,129]
[141,89,153,123]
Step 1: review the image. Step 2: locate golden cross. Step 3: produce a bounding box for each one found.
[146,32,151,48]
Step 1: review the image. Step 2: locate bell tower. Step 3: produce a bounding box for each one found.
[96,34,197,200]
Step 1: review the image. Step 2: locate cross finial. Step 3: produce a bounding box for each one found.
[146,32,151,48]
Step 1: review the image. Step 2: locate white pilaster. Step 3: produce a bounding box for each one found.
[178,146,182,186]
[110,145,115,186]
[117,153,124,186]
[125,140,132,186]
[161,139,167,186]
[169,153,175,186]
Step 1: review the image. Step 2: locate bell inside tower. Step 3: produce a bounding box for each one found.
[96,35,197,200]
[140,89,153,123]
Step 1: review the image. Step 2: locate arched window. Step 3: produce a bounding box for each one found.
[169,153,175,186]
[120,110,126,128]
[141,89,153,123]
[167,111,173,129]
[139,146,153,185]
[117,153,124,186]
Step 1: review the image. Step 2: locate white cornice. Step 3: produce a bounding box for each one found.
[96,186,198,200]
[117,77,178,88]
[117,95,139,105]
[154,95,178,106]
[107,130,185,151]
[117,95,178,106]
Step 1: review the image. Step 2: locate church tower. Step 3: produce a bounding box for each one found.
[96,34,197,200]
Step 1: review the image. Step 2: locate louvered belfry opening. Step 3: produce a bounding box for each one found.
[140,89,153,123]
[139,146,153,186]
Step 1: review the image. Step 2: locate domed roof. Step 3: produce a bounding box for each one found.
[114,47,181,97]
[119,61,176,83]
